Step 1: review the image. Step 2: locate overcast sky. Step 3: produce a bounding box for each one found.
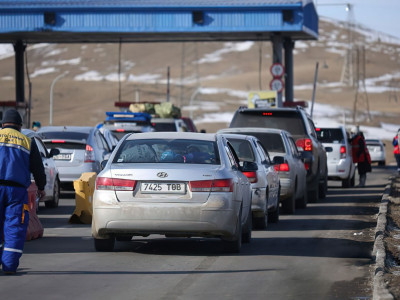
[315,0,400,39]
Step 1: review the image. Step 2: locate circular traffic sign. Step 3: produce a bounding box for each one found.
[270,78,284,92]
[270,63,285,78]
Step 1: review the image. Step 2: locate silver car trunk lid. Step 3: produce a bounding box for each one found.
[110,164,218,202]
[44,140,87,168]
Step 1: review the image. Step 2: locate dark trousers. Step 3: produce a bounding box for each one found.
[395,154,400,169]
[0,186,29,272]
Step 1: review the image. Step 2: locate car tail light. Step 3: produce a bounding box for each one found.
[242,171,258,183]
[51,140,65,143]
[296,138,312,151]
[304,162,311,171]
[274,162,290,172]
[116,128,125,132]
[340,145,346,159]
[189,179,233,192]
[96,177,137,191]
[84,144,95,163]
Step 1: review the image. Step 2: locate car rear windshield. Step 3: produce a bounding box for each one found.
[40,131,89,142]
[113,139,220,164]
[316,128,345,144]
[247,132,285,153]
[111,130,141,140]
[226,138,255,162]
[152,123,177,132]
[230,110,306,136]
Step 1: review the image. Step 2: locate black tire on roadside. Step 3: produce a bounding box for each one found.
[94,237,115,252]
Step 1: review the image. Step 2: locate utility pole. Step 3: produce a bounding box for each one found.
[353,45,371,123]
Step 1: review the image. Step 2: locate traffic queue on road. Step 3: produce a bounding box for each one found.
[24,101,379,254]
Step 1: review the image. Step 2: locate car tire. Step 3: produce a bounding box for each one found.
[268,187,280,223]
[45,178,60,208]
[242,205,252,244]
[281,186,296,214]
[378,161,386,166]
[319,170,328,199]
[350,172,356,187]
[341,173,351,188]
[94,237,115,252]
[253,212,268,230]
[308,172,320,203]
[223,207,242,253]
[296,189,308,209]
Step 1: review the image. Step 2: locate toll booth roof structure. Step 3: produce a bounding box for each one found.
[0,0,318,43]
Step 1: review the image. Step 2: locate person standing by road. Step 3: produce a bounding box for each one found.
[392,129,400,173]
[0,109,46,275]
[350,128,372,187]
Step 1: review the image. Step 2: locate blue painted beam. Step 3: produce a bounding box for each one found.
[0,0,318,43]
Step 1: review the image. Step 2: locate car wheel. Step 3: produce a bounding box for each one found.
[319,170,328,199]
[281,183,296,214]
[296,188,308,209]
[350,172,356,187]
[94,237,115,252]
[242,205,252,244]
[268,187,280,223]
[308,172,320,203]
[341,173,351,188]
[45,178,60,208]
[378,161,386,166]
[222,207,242,253]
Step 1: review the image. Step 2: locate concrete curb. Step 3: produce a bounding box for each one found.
[372,182,394,300]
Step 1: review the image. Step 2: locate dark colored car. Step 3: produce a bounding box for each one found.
[229,106,328,202]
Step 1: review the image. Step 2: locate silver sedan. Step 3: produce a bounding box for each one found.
[92,132,252,253]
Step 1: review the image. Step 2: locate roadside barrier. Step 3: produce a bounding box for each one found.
[26,183,44,241]
[69,172,97,224]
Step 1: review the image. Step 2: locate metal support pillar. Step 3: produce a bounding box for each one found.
[284,38,295,103]
[14,40,26,103]
[272,35,283,107]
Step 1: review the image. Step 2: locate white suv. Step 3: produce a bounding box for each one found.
[316,126,356,188]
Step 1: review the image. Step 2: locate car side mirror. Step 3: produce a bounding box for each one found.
[100,160,108,170]
[241,161,258,172]
[272,156,285,165]
[325,146,333,153]
[49,148,60,158]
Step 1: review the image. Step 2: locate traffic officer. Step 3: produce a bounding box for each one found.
[0,109,46,275]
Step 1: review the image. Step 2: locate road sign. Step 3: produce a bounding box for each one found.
[270,63,285,78]
[270,78,284,93]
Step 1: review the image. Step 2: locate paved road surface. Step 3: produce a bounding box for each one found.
[0,166,396,300]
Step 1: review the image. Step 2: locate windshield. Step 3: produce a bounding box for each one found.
[316,128,345,144]
[230,110,306,136]
[152,122,177,132]
[113,139,220,164]
[40,131,89,142]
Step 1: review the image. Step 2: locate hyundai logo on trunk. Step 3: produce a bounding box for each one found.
[157,172,168,178]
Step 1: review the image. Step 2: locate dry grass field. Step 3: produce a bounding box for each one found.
[0,19,399,163]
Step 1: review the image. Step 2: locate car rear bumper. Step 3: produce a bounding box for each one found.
[92,192,240,239]
[327,159,352,180]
